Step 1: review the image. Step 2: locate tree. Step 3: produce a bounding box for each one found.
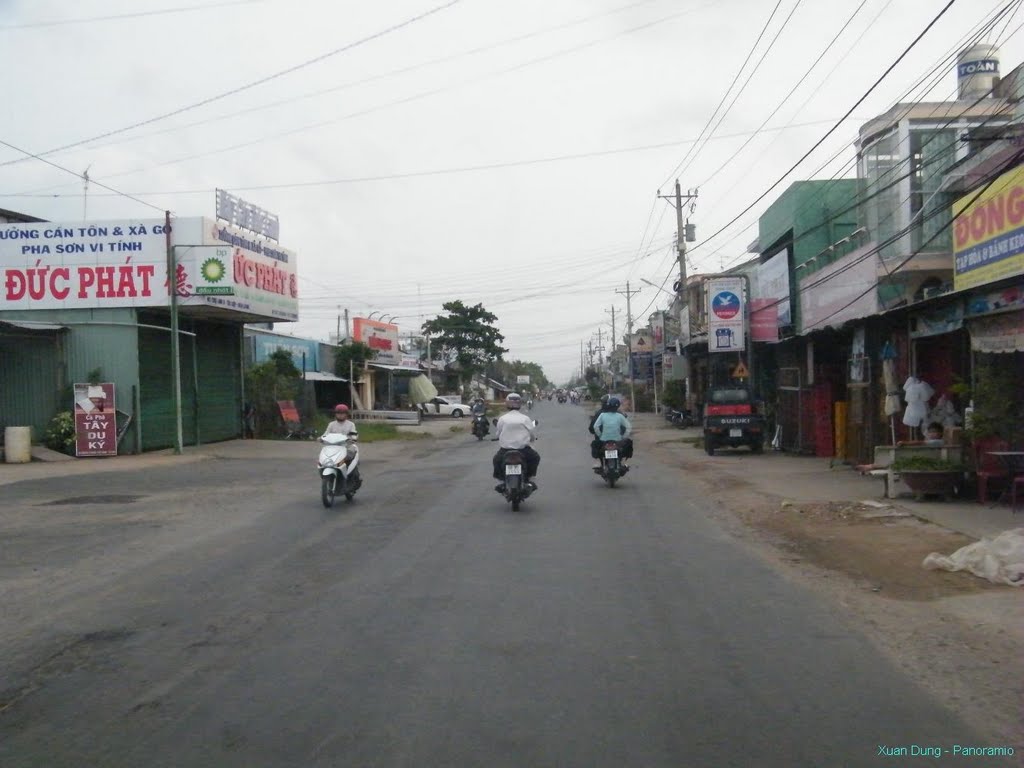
[334,341,377,381]
[245,351,302,438]
[422,301,507,389]
[494,359,551,392]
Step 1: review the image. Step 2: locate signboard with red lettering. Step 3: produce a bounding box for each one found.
[352,317,400,365]
[1,219,169,310]
[953,164,1024,291]
[0,218,299,322]
[74,383,118,457]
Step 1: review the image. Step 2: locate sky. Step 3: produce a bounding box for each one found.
[2,0,1022,382]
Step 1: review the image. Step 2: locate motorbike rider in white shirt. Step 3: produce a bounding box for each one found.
[322,404,358,463]
[492,393,540,493]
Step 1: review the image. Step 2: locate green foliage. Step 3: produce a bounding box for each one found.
[357,422,429,442]
[334,341,377,380]
[267,349,300,378]
[86,367,103,384]
[891,456,965,472]
[44,411,76,455]
[245,357,301,438]
[661,380,687,410]
[968,356,1024,445]
[422,301,507,387]
[495,359,551,392]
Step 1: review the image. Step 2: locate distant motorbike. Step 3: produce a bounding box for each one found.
[597,440,628,487]
[472,414,489,440]
[668,408,696,428]
[317,433,362,507]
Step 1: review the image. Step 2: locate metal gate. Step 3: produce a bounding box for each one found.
[846,355,872,465]
[776,367,802,452]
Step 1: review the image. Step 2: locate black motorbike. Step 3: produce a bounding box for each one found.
[471,414,489,440]
[499,448,534,511]
[669,408,696,428]
[597,440,628,487]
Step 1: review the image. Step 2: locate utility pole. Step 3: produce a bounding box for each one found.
[615,281,641,411]
[595,327,604,364]
[605,306,618,390]
[658,181,698,408]
[658,180,698,296]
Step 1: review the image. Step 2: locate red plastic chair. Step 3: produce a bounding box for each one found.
[974,437,1010,504]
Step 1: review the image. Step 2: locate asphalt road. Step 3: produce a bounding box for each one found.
[0,402,983,767]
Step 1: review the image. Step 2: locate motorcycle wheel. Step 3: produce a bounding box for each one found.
[511,497,521,512]
[704,439,715,456]
[606,473,617,488]
[321,476,335,508]
[345,491,356,501]
[476,433,483,441]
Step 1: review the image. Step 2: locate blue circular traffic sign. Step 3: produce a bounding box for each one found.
[711,290,740,320]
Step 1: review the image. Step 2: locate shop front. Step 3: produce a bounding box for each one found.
[0,215,299,452]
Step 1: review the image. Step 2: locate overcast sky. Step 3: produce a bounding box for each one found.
[2,0,1021,381]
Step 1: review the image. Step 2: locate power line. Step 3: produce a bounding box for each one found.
[690,0,959,258]
[32,0,666,161]
[702,5,1024,273]
[1,119,848,199]
[3,0,723,195]
[673,0,805,186]
[0,137,164,213]
[804,149,1024,331]
[695,0,869,189]
[691,0,1014,266]
[0,0,268,29]
[658,0,784,190]
[0,0,464,169]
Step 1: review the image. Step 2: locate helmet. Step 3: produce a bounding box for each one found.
[505,393,523,409]
[600,394,610,405]
[334,404,350,414]
[607,397,621,410]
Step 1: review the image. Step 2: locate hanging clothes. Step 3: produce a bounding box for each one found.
[902,376,934,428]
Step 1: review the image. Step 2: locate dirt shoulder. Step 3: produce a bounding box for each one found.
[640,421,1023,749]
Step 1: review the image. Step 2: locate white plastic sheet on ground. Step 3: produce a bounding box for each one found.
[922,528,1024,586]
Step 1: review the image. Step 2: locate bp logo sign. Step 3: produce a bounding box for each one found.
[194,250,234,296]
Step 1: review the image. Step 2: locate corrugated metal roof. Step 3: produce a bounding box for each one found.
[304,371,347,382]
[369,363,421,373]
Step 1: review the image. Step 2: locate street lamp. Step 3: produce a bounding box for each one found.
[640,278,676,298]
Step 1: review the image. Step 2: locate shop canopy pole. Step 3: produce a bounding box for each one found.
[166,212,184,455]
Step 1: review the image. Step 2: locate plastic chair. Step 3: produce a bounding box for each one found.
[973,437,1010,504]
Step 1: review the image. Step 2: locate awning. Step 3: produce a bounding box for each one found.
[369,363,422,374]
[0,319,67,332]
[303,371,347,382]
[969,310,1024,353]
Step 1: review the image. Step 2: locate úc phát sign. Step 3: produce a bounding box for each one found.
[74,383,117,457]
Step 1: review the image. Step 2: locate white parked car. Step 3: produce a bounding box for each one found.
[419,396,470,417]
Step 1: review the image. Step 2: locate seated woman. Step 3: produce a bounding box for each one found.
[897,422,944,447]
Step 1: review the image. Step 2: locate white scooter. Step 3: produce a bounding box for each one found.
[317,433,362,507]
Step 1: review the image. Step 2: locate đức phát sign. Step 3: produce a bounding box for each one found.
[74,383,117,457]
[1,220,170,309]
[0,218,299,322]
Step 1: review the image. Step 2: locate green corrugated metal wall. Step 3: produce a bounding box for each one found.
[0,328,63,440]
[138,312,241,450]
[0,308,141,447]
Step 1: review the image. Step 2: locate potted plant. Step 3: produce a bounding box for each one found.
[891,456,966,500]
